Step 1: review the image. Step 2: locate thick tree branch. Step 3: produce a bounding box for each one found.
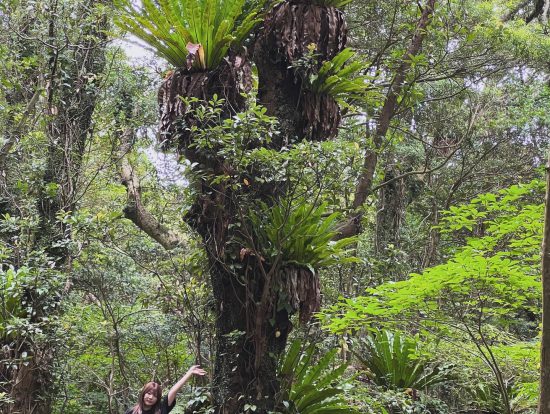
[338,0,437,239]
[526,0,546,23]
[116,127,182,250]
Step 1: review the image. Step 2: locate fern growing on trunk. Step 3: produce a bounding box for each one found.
[114,0,263,70]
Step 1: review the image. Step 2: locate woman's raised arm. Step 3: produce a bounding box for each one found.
[167,365,207,406]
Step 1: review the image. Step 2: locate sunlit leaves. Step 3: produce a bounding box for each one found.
[323,180,544,333]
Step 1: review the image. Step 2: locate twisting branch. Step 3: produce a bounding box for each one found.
[526,0,546,23]
[338,0,437,239]
[501,0,531,22]
[115,127,182,250]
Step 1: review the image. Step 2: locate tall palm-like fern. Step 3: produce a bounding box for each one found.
[278,339,359,413]
[114,0,264,70]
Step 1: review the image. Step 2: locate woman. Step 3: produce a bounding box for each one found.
[126,365,206,414]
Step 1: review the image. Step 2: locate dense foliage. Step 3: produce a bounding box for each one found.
[2,0,550,413]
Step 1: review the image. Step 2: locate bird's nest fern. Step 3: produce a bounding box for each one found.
[114,0,265,70]
[306,48,377,104]
[250,200,359,272]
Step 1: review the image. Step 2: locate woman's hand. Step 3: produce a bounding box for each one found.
[186,365,207,377]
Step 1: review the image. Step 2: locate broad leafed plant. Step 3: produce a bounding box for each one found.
[250,200,359,272]
[114,0,264,70]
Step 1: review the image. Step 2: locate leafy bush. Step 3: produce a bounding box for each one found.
[278,339,358,413]
[354,330,454,390]
[114,0,264,69]
[250,200,359,271]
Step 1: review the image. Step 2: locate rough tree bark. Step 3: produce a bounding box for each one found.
[146,1,349,412]
[538,150,550,413]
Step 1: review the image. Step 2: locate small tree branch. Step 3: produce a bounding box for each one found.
[370,143,460,194]
[116,127,182,250]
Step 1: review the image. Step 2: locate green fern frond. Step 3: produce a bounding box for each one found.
[250,199,359,271]
[354,329,455,390]
[114,0,265,70]
[307,48,379,104]
[278,340,359,414]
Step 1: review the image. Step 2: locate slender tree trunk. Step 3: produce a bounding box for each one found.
[375,166,406,254]
[538,150,550,413]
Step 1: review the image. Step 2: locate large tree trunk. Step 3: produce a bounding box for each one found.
[190,239,318,412]
[255,1,347,142]
[152,2,348,411]
[208,3,345,411]
[184,179,309,412]
[538,150,550,413]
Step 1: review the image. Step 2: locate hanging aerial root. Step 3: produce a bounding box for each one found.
[282,266,321,324]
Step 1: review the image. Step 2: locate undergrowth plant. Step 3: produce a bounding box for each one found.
[278,339,358,413]
[355,330,454,391]
[114,0,264,69]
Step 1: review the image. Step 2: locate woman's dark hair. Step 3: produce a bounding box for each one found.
[131,382,162,414]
